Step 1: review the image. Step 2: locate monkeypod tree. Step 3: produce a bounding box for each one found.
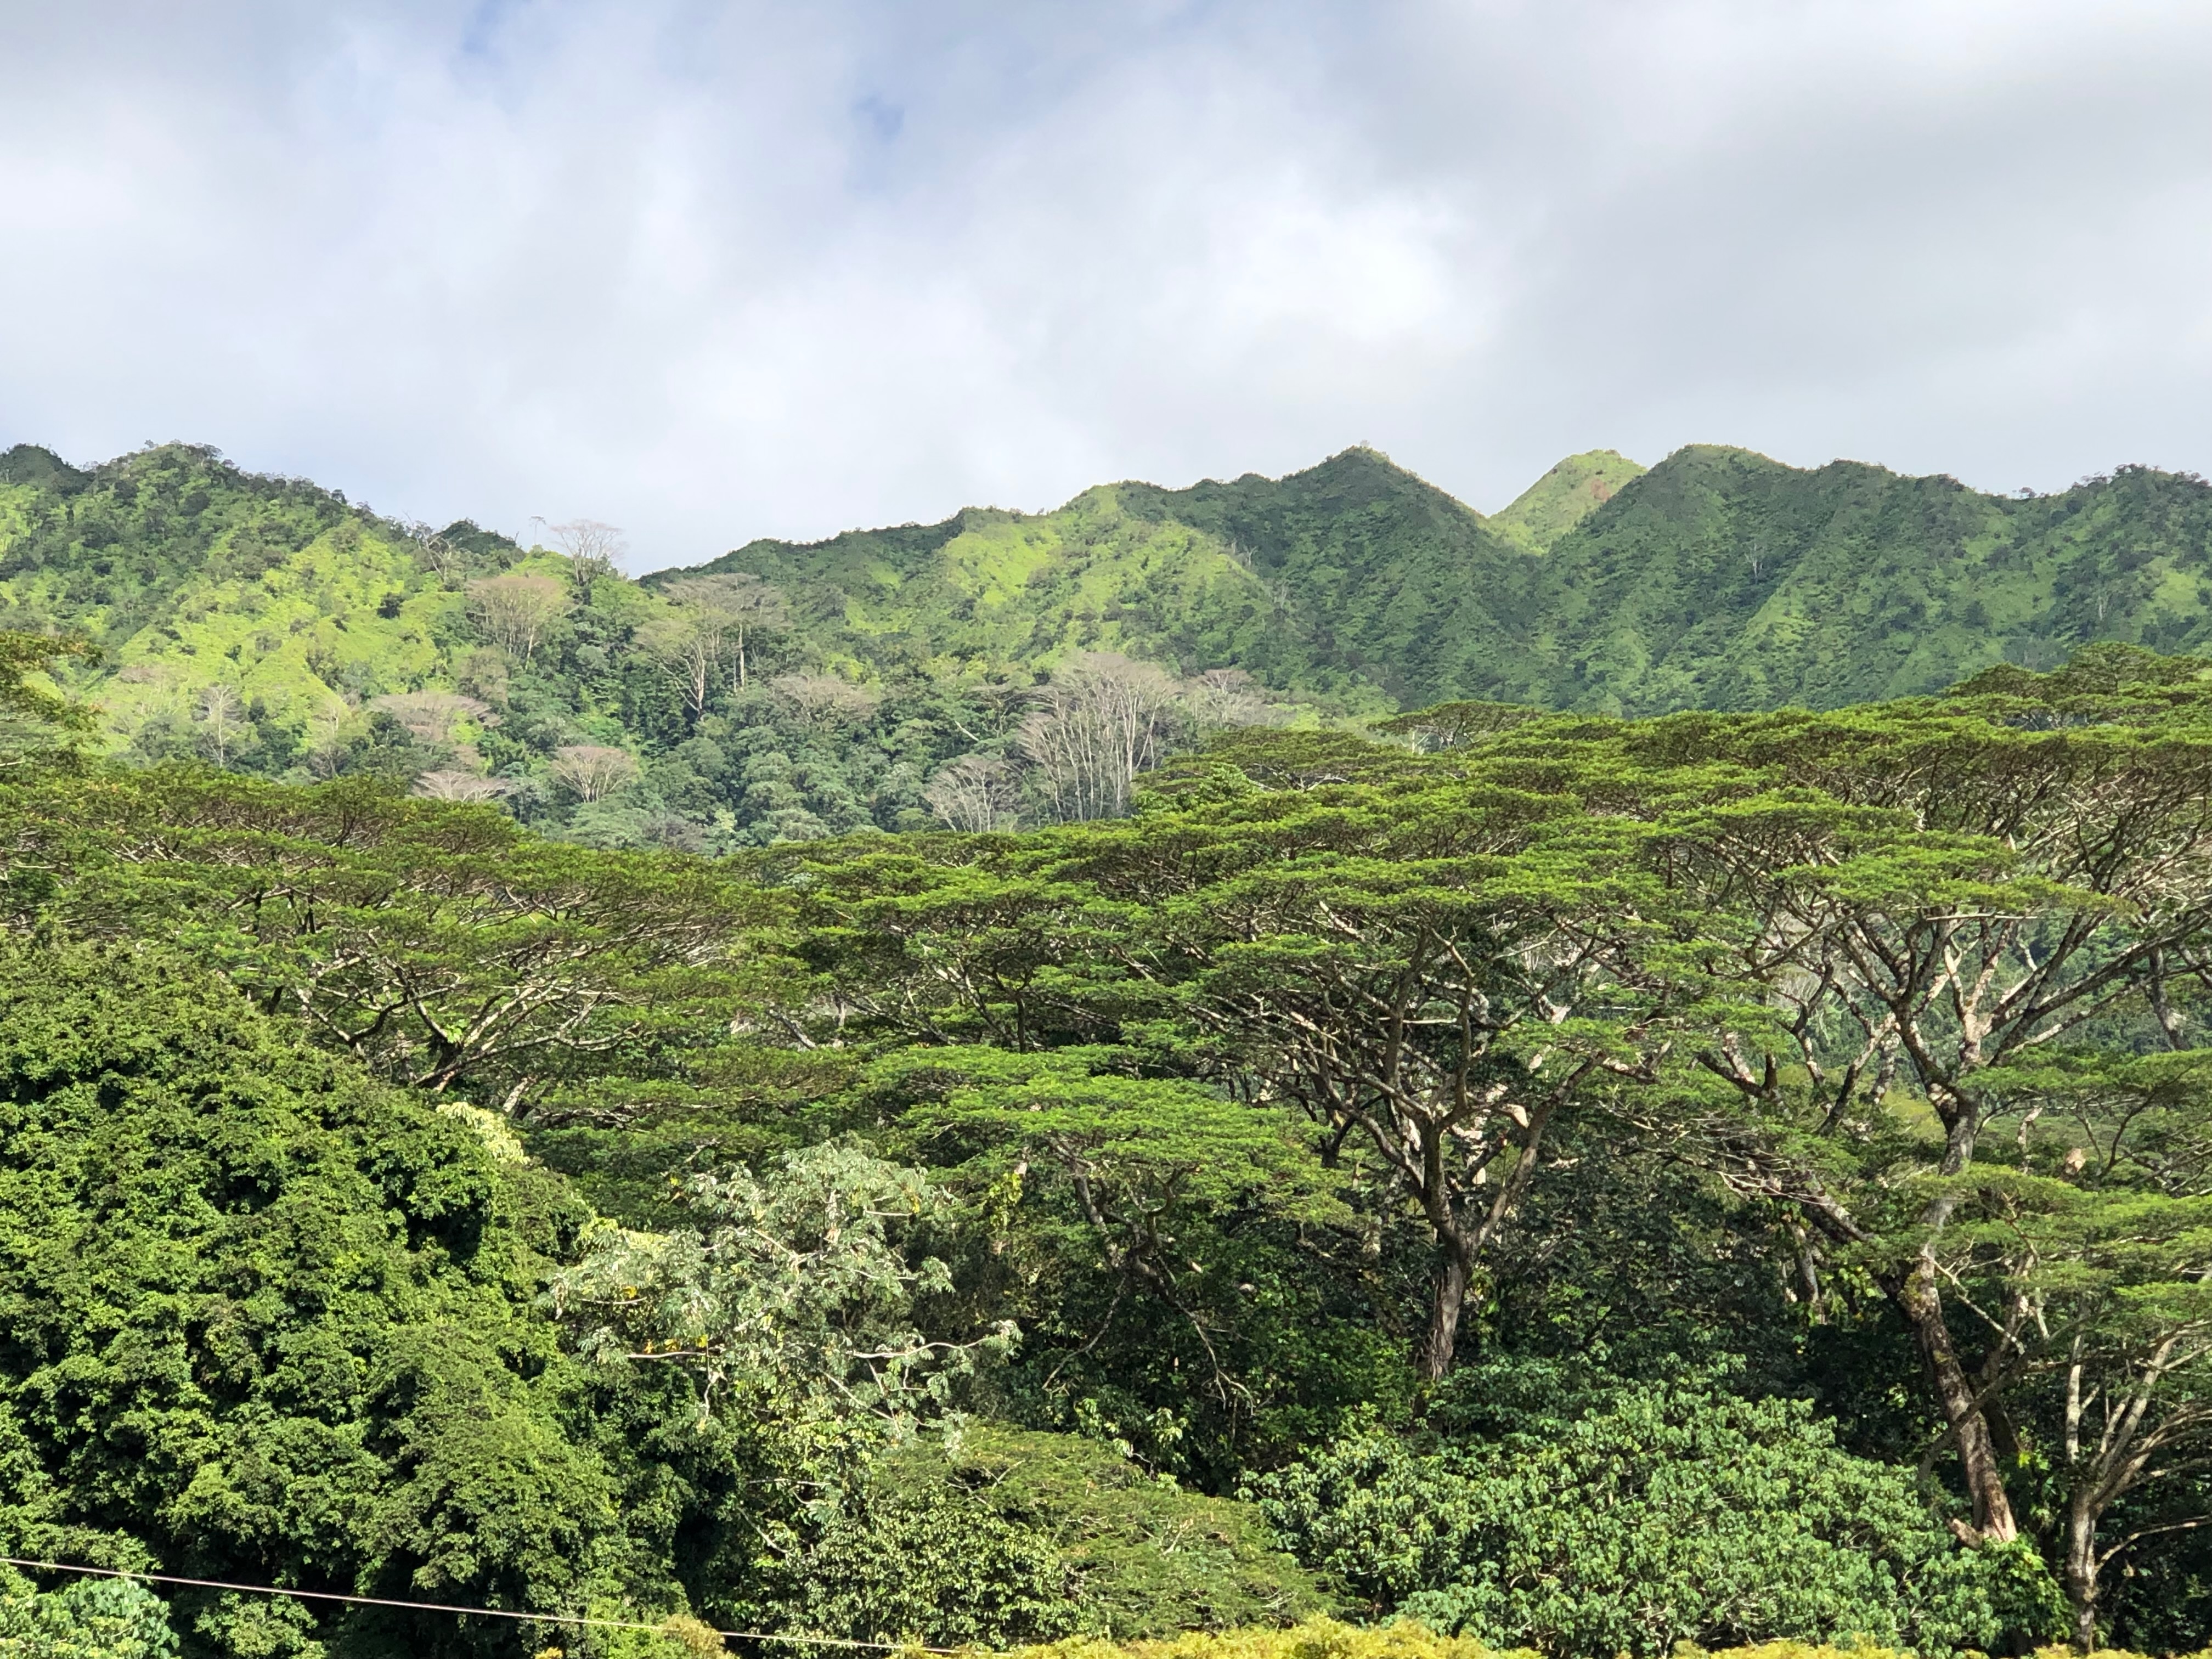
[1037,746,1727,1380]
[1919,1049,2212,1649]
[783,732,1736,1382]
[1605,658,2212,1643]
[0,766,774,1108]
[889,1044,1342,1417]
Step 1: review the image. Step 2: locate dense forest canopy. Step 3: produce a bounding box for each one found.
[5,437,2212,1655]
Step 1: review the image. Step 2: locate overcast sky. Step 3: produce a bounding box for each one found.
[3,2,2209,572]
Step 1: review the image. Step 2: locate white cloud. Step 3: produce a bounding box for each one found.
[1,1,2207,570]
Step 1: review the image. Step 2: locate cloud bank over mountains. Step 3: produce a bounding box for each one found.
[3,1,2208,571]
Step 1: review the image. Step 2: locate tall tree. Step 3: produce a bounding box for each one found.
[1020,653,1184,823]
[0,769,769,1105]
[1076,763,1699,1377]
[661,572,788,692]
[466,572,568,662]
[1639,680,2212,1566]
[0,631,94,762]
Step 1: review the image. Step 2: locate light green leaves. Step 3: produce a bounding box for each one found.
[549,1144,1015,1429]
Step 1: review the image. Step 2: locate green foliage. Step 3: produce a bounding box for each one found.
[0,631,94,756]
[550,1143,1014,1427]
[749,1474,1080,1647]
[1006,1620,2212,1659]
[0,938,698,1655]
[1499,449,2212,714]
[10,437,2212,861]
[1009,1616,1531,1659]
[23,521,2212,1656]
[917,1429,1331,1638]
[1251,1383,2064,1656]
[0,1568,178,1658]
[683,444,2212,721]
[760,1427,1330,1646]
[0,765,769,1105]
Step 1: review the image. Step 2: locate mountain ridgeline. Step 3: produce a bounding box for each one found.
[690,442,2212,715]
[1,435,2208,844]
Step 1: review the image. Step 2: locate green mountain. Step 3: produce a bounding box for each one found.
[1486,448,1647,553]
[1492,445,2212,714]
[3,435,2209,846]
[670,445,1530,714]
[680,443,2212,718]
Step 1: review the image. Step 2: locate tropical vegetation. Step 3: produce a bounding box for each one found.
[2,436,2212,1655]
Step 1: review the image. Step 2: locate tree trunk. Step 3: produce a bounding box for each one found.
[1418,1240,1472,1380]
[2064,1494,2101,1654]
[1886,1252,2019,1542]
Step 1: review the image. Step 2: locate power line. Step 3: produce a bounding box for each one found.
[0,1557,954,1653]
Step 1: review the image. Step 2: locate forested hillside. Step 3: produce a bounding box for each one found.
[4,437,2210,858]
[683,443,2212,718]
[4,619,2212,1654]
[1502,447,2212,713]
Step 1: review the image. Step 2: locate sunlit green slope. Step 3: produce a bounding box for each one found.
[9,435,2212,761]
[1486,448,1647,553]
[675,445,1537,712]
[677,442,2212,716]
[0,441,495,730]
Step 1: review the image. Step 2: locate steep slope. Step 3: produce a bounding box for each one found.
[669,489,1312,696]
[1486,449,1647,553]
[1505,447,2212,714]
[0,441,499,735]
[0,441,715,809]
[675,446,1539,711]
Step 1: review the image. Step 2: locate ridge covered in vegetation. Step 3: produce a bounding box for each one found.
[5,437,2211,858]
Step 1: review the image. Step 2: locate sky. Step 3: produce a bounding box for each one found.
[3,1,2209,573]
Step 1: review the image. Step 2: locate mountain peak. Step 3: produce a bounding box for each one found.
[1488,449,1646,552]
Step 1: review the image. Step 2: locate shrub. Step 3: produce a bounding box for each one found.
[748,1427,1331,1646]
[1009,1618,2212,1659]
[0,1567,178,1658]
[1249,1384,2065,1657]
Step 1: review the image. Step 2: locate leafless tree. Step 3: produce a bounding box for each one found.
[412,770,512,803]
[195,682,248,767]
[545,519,627,592]
[405,522,468,585]
[1181,667,1285,733]
[1019,652,1183,822]
[371,691,489,746]
[639,611,724,720]
[549,744,640,802]
[923,755,1020,832]
[770,673,882,730]
[306,701,350,780]
[662,573,788,690]
[467,573,568,662]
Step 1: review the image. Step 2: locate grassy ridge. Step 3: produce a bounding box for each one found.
[1485,449,1646,554]
[681,444,2212,718]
